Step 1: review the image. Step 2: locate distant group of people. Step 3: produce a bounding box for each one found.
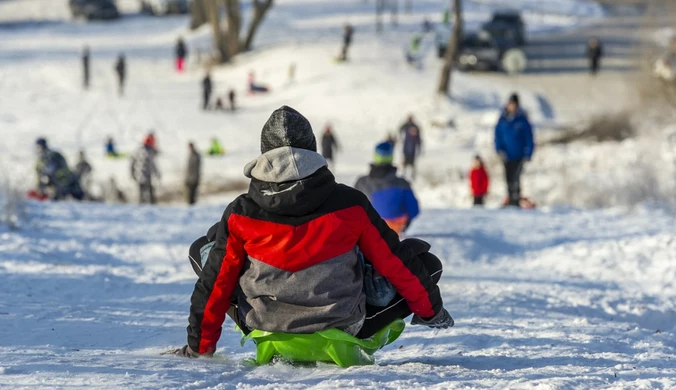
[33,130,223,206]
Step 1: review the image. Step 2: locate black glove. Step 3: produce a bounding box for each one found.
[411,308,454,329]
[175,345,199,358]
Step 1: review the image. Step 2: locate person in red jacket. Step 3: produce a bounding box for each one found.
[469,155,489,206]
[174,106,454,358]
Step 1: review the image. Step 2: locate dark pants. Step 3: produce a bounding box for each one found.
[473,196,485,206]
[187,237,443,339]
[203,91,211,110]
[403,154,416,180]
[340,43,350,61]
[187,184,199,205]
[84,68,90,89]
[139,183,156,204]
[356,251,442,339]
[590,58,600,75]
[118,76,125,96]
[504,160,524,207]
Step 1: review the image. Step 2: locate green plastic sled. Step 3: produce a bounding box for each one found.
[240,319,405,368]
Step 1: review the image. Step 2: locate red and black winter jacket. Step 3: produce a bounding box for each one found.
[187,147,443,355]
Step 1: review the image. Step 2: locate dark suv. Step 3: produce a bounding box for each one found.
[482,11,526,48]
[458,31,502,71]
[69,0,120,20]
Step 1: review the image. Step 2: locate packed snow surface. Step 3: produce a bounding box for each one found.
[1,202,675,388]
[2,0,675,389]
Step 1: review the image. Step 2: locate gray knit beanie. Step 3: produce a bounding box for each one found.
[260,106,317,154]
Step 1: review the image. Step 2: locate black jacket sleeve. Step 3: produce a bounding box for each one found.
[356,193,443,318]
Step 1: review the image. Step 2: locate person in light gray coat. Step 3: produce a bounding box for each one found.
[185,142,201,205]
[130,143,160,204]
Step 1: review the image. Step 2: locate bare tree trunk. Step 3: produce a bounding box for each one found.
[405,0,412,14]
[194,0,275,63]
[204,0,229,62]
[241,0,274,51]
[224,0,241,57]
[437,0,462,95]
[376,0,385,33]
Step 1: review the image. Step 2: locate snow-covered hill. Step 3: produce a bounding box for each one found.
[1,202,675,388]
[2,1,676,388]
[0,0,609,209]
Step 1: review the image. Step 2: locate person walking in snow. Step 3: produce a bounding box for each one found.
[74,150,93,199]
[469,155,489,206]
[355,141,420,235]
[114,54,126,97]
[228,89,236,111]
[174,106,452,358]
[321,124,340,169]
[399,115,422,180]
[494,93,534,207]
[185,142,201,205]
[587,38,603,76]
[202,73,212,110]
[34,138,84,201]
[130,141,160,204]
[82,46,90,89]
[340,23,354,61]
[175,37,188,72]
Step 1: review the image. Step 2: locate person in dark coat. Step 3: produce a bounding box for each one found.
[494,93,534,207]
[175,37,188,72]
[399,115,422,180]
[320,124,340,168]
[587,38,603,75]
[130,143,160,204]
[34,138,84,201]
[82,46,90,89]
[114,54,126,97]
[340,24,354,61]
[185,142,201,205]
[228,89,236,111]
[174,106,452,358]
[74,150,93,199]
[202,73,212,110]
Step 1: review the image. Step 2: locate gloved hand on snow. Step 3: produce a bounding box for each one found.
[175,345,200,358]
[411,308,454,329]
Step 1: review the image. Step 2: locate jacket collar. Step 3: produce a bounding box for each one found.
[368,164,397,179]
[245,148,335,216]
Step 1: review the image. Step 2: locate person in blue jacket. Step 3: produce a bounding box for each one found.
[355,142,420,234]
[495,93,534,207]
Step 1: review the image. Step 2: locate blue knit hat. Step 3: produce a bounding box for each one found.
[373,142,394,165]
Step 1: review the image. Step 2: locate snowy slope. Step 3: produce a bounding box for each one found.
[1,202,675,388]
[0,0,606,207]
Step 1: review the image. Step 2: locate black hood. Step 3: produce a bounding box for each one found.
[368,164,397,179]
[248,167,336,217]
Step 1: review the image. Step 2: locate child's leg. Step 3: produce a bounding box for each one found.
[357,248,443,339]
